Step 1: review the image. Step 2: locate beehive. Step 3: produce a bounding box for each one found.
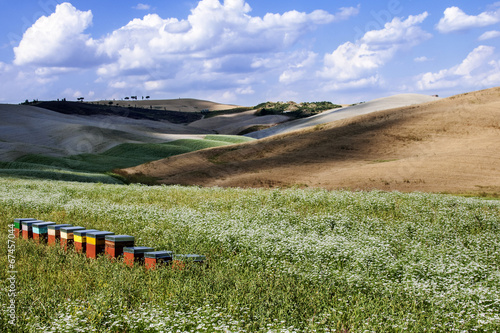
[22,220,43,240]
[14,218,36,238]
[86,231,114,259]
[144,251,173,270]
[60,226,86,251]
[47,224,73,246]
[32,221,56,243]
[172,254,207,270]
[123,246,154,267]
[104,235,135,259]
[73,229,99,254]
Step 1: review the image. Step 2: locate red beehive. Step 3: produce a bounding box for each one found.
[73,229,99,254]
[144,251,173,270]
[32,221,56,243]
[22,220,43,240]
[123,246,155,267]
[86,231,114,259]
[172,254,207,271]
[60,226,85,251]
[47,224,73,245]
[104,235,135,259]
[14,218,36,238]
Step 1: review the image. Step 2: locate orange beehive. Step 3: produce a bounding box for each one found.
[86,231,114,259]
[47,224,73,245]
[22,220,43,240]
[32,221,56,243]
[144,251,173,270]
[123,246,154,267]
[104,235,135,259]
[172,254,207,270]
[60,226,85,251]
[73,229,99,253]
[14,218,36,238]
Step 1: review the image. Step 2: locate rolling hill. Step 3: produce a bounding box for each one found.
[119,87,500,195]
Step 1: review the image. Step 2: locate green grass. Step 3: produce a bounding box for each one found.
[1,177,499,332]
[0,135,254,184]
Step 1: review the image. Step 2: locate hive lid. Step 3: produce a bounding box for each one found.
[144,251,173,259]
[73,229,99,236]
[14,218,37,222]
[86,231,114,238]
[22,220,43,226]
[48,224,73,230]
[32,221,56,227]
[123,246,154,254]
[60,226,86,232]
[173,254,206,262]
[105,235,135,242]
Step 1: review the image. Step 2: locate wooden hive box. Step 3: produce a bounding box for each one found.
[172,254,207,270]
[47,224,73,246]
[123,246,154,267]
[104,235,135,259]
[73,229,99,254]
[144,251,173,270]
[60,226,86,251]
[86,231,114,259]
[14,218,36,238]
[32,221,56,243]
[22,220,43,240]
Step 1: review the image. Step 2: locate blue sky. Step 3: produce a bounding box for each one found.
[1,0,500,105]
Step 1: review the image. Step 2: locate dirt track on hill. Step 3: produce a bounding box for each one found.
[120,87,500,195]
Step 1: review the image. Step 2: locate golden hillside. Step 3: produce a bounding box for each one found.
[120,87,500,195]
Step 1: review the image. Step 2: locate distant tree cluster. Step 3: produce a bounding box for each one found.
[21,98,67,105]
[254,101,342,119]
[124,96,150,100]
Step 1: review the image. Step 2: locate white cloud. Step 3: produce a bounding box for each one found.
[0,62,12,73]
[133,3,151,10]
[414,56,430,62]
[7,0,360,103]
[319,12,431,88]
[436,6,500,33]
[416,45,500,90]
[13,3,103,67]
[479,30,500,40]
[91,0,359,97]
[98,0,351,69]
[235,86,255,95]
[279,51,317,84]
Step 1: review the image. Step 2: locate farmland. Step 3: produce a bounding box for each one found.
[1,177,499,332]
[0,135,254,184]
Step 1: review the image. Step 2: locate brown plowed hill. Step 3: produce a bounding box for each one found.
[119,87,500,195]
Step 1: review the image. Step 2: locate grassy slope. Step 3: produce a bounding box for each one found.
[0,135,254,184]
[0,177,499,332]
[120,87,500,195]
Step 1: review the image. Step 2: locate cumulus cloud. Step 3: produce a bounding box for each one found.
[96,0,356,79]
[479,30,500,40]
[13,2,104,67]
[9,0,360,102]
[414,56,430,62]
[416,45,500,90]
[133,3,151,10]
[436,6,500,33]
[319,12,431,88]
[279,51,317,84]
[0,62,11,73]
[92,0,359,95]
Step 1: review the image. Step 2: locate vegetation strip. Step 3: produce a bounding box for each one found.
[1,178,499,332]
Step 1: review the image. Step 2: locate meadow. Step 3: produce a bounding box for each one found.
[0,135,253,184]
[0,177,499,332]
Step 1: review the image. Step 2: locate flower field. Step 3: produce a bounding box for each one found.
[0,177,499,332]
